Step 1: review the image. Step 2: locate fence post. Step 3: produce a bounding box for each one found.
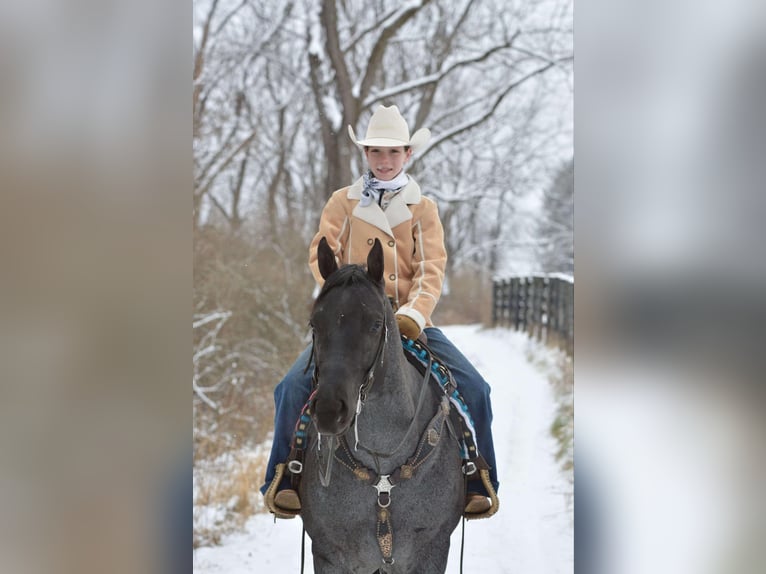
[525,277,535,337]
[551,278,563,351]
[511,277,521,330]
[504,279,512,325]
[529,277,543,341]
[562,281,574,355]
[501,279,511,326]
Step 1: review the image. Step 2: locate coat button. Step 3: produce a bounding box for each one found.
[367,238,374,245]
[387,240,395,247]
[389,274,396,281]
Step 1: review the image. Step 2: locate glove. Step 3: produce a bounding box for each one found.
[396,314,422,340]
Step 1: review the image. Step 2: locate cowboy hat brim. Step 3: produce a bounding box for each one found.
[348,126,431,152]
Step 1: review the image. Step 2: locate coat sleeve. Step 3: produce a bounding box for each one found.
[396,197,447,330]
[308,189,351,286]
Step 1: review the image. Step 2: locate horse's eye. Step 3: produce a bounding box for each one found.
[370,319,383,332]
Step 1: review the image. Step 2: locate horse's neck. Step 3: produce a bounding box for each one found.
[351,345,431,458]
[366,368,415,420]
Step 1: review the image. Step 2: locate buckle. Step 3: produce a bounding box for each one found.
[462,461,477,475]
[287,460,303,474]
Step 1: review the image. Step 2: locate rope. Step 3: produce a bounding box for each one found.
[460,516,466,574]
[300,524,306,573]
[460,472,468,573]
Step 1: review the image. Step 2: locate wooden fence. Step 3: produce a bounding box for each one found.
[492,274,574,355]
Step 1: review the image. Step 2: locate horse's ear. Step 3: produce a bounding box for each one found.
[317,237,338,280]
[367,238,384,284]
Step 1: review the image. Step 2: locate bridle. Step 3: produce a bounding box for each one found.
[358,322,388,403]
[308,297,426,459]
[307,300,389,406]
[291,300,491,571]
[305,303,390,486]
[307,302,387,391]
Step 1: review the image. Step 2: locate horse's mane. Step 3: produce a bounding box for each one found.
[313,264,383,311]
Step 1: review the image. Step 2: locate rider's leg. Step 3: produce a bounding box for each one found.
[422,327,499,497]
[260,345,314,496]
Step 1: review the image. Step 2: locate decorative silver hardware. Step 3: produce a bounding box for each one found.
[373,475,395,508]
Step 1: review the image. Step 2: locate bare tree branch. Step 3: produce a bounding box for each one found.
[357,0,434,104]
[340,6,400,53]
[417,58,568,163]
[363,31,520,108]
[319,0,356,119]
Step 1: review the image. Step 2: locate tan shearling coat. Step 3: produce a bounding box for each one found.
[308,176,447,330]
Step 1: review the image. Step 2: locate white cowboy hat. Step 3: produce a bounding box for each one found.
[348,105,431,152]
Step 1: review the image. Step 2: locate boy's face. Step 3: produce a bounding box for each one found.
[364,146,412,181]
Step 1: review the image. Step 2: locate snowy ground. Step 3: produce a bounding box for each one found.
[193,325,573,573]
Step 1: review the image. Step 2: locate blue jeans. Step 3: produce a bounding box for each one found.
[260,327,499,497]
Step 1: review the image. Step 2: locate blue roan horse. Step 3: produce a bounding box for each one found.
[299,237,464,573]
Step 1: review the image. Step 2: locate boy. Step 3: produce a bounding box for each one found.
[261,105,498,515]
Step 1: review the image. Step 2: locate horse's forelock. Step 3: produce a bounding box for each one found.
[313,264,384,312]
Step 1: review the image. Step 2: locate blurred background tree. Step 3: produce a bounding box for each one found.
[535,158,574,275]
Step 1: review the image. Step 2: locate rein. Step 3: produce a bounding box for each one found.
[354,350,432,460]
[358,321,388,403]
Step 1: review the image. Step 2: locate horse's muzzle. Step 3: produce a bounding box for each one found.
[311,397,350,435]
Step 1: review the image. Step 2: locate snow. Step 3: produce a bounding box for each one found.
[322,96,343,133]
[493,271,574,283]
[193,325,573,573]
[307,4,323,56]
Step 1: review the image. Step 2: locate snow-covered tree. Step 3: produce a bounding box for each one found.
[193,0,573,271]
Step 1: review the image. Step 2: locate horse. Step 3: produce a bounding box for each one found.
[298,237,464,573]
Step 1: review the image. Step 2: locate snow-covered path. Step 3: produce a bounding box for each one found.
[193,325,573,573]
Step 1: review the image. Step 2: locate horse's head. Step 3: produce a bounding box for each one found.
[309,237,389,435]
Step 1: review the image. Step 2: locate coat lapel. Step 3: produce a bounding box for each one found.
[386,180,421,229]
[347,177,422,237]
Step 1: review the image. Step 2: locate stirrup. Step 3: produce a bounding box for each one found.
[274,489,301,511]
[464,493,491,514]
[463,468,500,520]
[263,463,300,519]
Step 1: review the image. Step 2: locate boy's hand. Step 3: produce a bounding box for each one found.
[396,314,421,340]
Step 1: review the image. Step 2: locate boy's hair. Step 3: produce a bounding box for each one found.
[363,145,411,151]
